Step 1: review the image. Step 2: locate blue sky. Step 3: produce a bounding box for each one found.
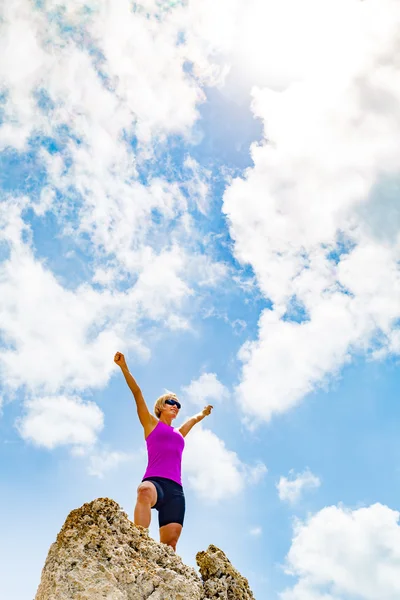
[1,2,400,599]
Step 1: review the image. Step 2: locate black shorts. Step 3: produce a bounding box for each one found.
[142,476,185,528]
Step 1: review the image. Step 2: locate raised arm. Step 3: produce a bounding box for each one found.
[179,405,213,437]
[114,352,157,435]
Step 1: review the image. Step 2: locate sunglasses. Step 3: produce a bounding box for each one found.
[165,398,181,410]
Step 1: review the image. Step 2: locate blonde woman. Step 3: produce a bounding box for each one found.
[114,351,213,551]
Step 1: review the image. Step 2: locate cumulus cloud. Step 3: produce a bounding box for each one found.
[249,526,262,537]
[277,469,321,504]
[0,0,234,451]
[0,202,141,394]
[0,0,207,151]
[182,372,229,407]
[183,427,266,502]
[3,0,400,442]
[281,503,400,600]
[0,2,227,403]
[16,395,104,449]
[222,0,400,423]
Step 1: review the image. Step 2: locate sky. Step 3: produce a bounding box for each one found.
[1,1,400,599]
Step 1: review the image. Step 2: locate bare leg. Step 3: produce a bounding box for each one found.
[159,523,183,552]
[134,482,157,527]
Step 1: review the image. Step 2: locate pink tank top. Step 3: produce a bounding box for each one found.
[143,421,185,486]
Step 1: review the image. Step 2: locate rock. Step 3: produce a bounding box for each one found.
[197,545,255,600]
[35,497,256,600]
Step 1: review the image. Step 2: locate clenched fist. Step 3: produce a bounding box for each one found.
[114,351,127,370]
[202,405,213,418]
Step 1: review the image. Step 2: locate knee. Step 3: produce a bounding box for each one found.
[137,484,154,505]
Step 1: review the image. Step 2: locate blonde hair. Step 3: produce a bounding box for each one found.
[154,392,179,418]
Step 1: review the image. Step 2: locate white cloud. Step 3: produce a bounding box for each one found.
[249,526,262,537]
[247,461,268,484]
[0,206,206,396]
[0,2,230,401]
[0,0,208,151]
[0,2,49,151]
[182,372,229,407]
[277,469,321,505]
[182,156,211,215]
[0,208,132,394]
[16,395,104,449]
[183,428,242,501]
[0,2,232,454]
[87,1,206,144]
[281,503,400,600]
[0,1,225,265]
[0,264,118,393]
[87,448,134,479]
[221,0,400,423]
[3,0,399,439]
[183,427,266,502]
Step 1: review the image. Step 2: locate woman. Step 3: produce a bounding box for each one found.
[114,351,213,551]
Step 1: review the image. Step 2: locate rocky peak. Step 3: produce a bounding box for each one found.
[35,497,255,599]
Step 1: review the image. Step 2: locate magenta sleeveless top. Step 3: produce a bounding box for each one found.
[143,421,185,486]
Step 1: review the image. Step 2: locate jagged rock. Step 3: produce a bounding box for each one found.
[35,497,256,600]
[197,545,255,599]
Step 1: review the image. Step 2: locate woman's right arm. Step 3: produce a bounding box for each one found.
[114,352,157,431]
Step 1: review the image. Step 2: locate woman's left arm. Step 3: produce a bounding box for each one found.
[179,405,213,437]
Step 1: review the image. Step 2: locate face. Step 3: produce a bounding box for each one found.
[162,398,181,419]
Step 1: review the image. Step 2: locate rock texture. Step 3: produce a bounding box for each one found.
[197,545,255,599]
[35,497,255,600]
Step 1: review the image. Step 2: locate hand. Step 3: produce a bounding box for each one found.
[202,405,213,417]
[114,351,127,370]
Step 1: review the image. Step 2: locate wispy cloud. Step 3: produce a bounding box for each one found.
[87,447,134,479]
[277,469,321,505]
[247,461,268,484]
